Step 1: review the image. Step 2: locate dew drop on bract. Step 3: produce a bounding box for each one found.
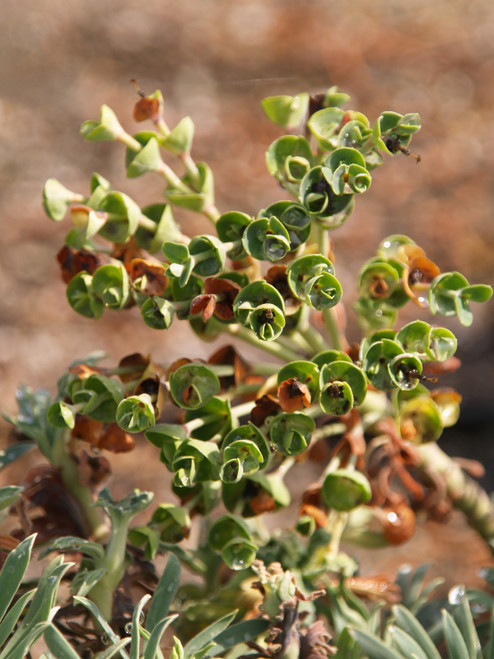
[448,584,465,605]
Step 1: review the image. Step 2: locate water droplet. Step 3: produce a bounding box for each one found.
[383,240,391,249]
[231,557,245,570]
[376,309,383,317]
[398,564,412,576]
[125,622,133,635]
[448,585,465,605]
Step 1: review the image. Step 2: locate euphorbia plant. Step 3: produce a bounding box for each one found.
[1,84,493,657]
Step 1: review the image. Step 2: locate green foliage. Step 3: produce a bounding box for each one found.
[1,84,493,657]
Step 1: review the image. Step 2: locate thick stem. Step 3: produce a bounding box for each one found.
[51,434,108,542]
[88,515,130,620]
[419,442,494,554]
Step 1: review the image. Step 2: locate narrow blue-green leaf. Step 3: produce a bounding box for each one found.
[0,443,35,470]
[183,610,237,659]
[351,628,406,659]
[72,596,122,645]
[94,638,132,659]
[451,591,482,659]
[389,626,429,659]
[130,594,151,659]
[0,485,24,511]
[0,534,35,623]
[487,607,494,659]
[146,553,181,631]
[211,618,270,653]
[0,589,35,648]
[44,623,81,659]
[39,536,105,562]
[4,557,72,656]
[2,620,52,659]
[392,605,441,659]
[442,609,469,659]
[143,614,178,659]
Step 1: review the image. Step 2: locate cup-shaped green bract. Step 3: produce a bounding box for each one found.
[116,393,156,433]
[305,271,343,310]
[92,262,131,310]
[222,424,270,467]
[354,296,398,332]
[46,401,77,429]
[319,361,367,415]
[185,397,232,441]
[166,162,215,213]
[66,272,104,319]
[286,254,342,311]
[243,216,291,262]
[171,438,221,488]
[189,234,226,276]
[266,135,314,196]
[313,350,352,368]
[299,166,354,226]
[216,211,251,259]
[80,104,125,142]
[222,471,290,517]
[136,203,182,253]
[357,258,407,308]
[399,395,443,443]
[126,134,166,178]
[307,107,346,151]
[221,537,258,571]
[258,201,312,251]
[170,273,203,319]
[169,363,220,410]
[269,412,315,456]
[388,353,423,391]
[208,513,257,570]
[140,296,174,330]
[162,116,194,155]
[247,304,286,341]
[70,373,125,423]
[165,235,226,287]
[208,513,251,551]
[43,178,85,222]
[323,147,372,195]
[97,191,141,243]
[322,469,372,511]
[377,233,416,260]
[363,339,407,391]
[261,93,310,130]
[431,389,462,428]
[145,423,187,470]
[428,272,493,327]
[233,281,285,341]
[277,360,320,399]
[372,111,421,154]
[220,440,265,483]
[151,503,191,543]
[396,320,458,362]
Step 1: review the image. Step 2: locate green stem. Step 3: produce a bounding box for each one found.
[51,434,108,542]
[89,515,130,620]
[322,307,342,350]
[298,322,328,355]
[159,162,191,192]
[116,131,142,151]
[419,443,494,555]
[311,422,347,443]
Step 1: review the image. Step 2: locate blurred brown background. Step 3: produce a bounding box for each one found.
[1,0,494,584]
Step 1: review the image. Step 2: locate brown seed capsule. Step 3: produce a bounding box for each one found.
[381,504,416,545]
